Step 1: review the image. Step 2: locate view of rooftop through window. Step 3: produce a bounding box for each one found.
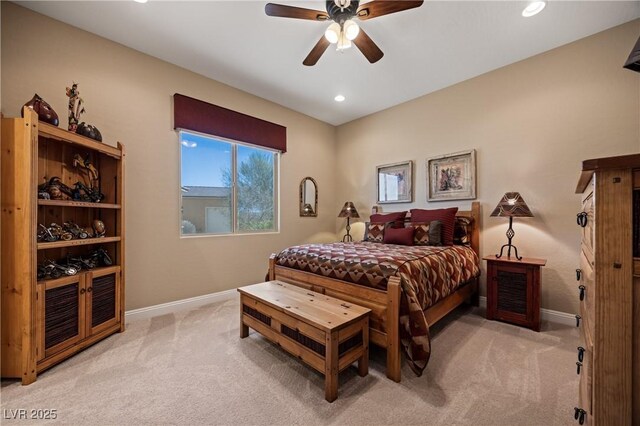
[180,131,278,235]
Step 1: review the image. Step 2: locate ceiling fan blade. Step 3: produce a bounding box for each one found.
[265,3,329,21]
[352,28,384,63]
[356,0,424,20]
[303,36,331,66]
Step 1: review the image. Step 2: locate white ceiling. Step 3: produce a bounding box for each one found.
[18,1,640,126]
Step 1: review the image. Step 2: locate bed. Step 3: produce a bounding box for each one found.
[268,202,481,382]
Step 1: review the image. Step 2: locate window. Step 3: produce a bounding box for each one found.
[180,131,278,235]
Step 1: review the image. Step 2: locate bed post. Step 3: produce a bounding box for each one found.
[268,254,276,281]
[386,276,401,382]
[470,201,481,258]
[469,202,481,307]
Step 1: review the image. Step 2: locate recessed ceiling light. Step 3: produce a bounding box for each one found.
[522,1,546,17]
[134,0,148,3]
[334,95,346,102]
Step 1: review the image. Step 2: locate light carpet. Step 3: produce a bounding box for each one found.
[1,298,580,425]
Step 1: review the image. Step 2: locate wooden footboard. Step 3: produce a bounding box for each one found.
[268,201,481,382]
[269,255,402,381]
[270,256,477,383]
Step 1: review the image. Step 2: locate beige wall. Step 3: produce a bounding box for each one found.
[335,19,640,313]
[1,3,337,310]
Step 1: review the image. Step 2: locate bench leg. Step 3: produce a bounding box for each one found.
[358,318,369,377]
[325,331,339,402]
[239,296,249,338]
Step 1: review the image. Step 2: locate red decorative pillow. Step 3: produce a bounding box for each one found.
[370,211,407,228]
[410,207,458,245]
[383,226,414,246]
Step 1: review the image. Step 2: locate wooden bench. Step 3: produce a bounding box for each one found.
[238,281,371,402]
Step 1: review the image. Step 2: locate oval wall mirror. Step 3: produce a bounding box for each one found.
[300,177,318,217]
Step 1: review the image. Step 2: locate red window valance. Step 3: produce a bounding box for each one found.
[173,93,287,153]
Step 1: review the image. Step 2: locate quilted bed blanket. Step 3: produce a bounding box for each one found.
[275,241,480,376]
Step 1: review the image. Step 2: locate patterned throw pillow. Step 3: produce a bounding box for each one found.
[364,222,388,243]
[412,220,443,246]
[410,207,458,246]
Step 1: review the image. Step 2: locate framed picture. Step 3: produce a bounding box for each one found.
[377,161,413,204]
[427,149,477,201]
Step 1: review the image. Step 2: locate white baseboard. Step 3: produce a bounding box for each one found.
[124,291,576,327]
[125,288,237,323]
[478,296,576,327]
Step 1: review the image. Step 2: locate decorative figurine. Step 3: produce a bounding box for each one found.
[65,83,102,141]
[63,221,89,239]
[73,182,104,203]
[73,154,99,186]
[66,82,84,132]
[37,224,59,242]
[89,248,112,266]
[39,176,103,203]
[22,94,59,126]
[37,259,78,280]
[47,185,65,200]
[45,222,72,241]
[37,249,112,280]
[39,177,73,200]
[92,219,106,237]
[84,227,95,238]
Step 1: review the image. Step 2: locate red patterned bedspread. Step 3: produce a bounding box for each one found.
[275,241,480,375]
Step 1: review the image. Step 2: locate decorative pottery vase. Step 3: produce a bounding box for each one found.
[92,220,106,237]
[22,94,59,126]
[76,122,103,142]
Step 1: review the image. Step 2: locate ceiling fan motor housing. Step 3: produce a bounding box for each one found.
[326,0,359,24]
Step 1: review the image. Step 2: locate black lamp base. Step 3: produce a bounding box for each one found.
[342,218,353,242]
[495,216,522,260]
[496,243,521,260]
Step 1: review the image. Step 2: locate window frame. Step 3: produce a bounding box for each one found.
[178,129,280,237]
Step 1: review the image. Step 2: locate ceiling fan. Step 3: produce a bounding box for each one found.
[265,0,424,66]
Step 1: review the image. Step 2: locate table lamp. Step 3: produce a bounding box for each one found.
[338,201,360,242]
[490,192,533,260]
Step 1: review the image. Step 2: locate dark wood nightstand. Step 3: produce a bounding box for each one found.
[483,255,547,331]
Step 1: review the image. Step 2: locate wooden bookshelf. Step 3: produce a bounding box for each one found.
[1,108,126,384]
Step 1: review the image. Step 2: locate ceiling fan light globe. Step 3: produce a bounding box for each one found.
[336,32,352,51]
[343,19,360,41]
[325,22,340,44]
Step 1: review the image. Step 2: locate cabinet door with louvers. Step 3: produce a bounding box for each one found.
[36,277,86,361]
[85,267,121,337]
